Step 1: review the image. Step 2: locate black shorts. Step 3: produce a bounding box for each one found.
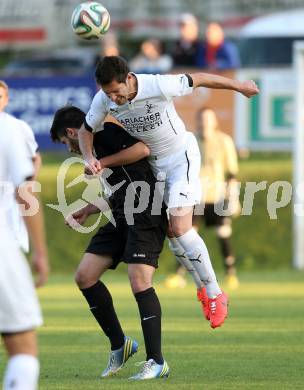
[85,212,168,270]
[201,203,228,227]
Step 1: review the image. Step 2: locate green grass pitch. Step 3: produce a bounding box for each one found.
[1,271,303,389]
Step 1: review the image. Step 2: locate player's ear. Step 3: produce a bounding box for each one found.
[66,127,76,137]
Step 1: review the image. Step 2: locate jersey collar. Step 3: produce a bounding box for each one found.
[128,73,142,103]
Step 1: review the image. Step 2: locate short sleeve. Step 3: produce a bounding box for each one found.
[5,121,34,186]
[18,119,38,158]
[85,90,108,133]
[157,74,193,99]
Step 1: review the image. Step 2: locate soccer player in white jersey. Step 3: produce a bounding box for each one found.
[78,56,259,328]
[0,105,49,389]
[0,80,42,253]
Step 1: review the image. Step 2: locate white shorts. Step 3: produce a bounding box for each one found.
[0,226,42,334]
[149,132,202,209]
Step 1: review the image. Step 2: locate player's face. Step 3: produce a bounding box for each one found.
[101,78,130,105]
[0,87,9,112]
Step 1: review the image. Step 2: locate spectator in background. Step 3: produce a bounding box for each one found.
[172,13,205,67]
[202,22,240,70]
[194,107,241,290]
[95,32,120,66]
[166,107,240,291]
[130,38,172,74]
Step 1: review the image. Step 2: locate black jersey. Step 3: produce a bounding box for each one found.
[93,122,163,220]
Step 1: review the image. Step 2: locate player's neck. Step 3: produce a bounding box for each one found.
[127,74,138,101]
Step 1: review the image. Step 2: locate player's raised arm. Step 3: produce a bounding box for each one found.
[189,72,259,98]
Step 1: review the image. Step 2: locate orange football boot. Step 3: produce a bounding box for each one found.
[209,291,229,329]
[197,287,210,320]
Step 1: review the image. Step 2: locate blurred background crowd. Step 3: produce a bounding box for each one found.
[1,0,302,153]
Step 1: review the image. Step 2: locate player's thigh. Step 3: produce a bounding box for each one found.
[123,215,167,294]
[2,330,37,357]
[128,264,155,294]
[166,133,201,209]
[75,253,113,288]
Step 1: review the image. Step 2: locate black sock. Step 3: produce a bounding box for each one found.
[218,236,233,259]
[218,237,236,273]
[135,287,163,364]
[81,281,125,350]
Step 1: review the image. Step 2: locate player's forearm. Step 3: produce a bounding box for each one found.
[100,142,150,167]
[79,124,94,160]
[191,72,242,92]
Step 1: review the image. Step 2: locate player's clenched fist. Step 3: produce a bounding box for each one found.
[239,80,259,98]
[85,156,102,174]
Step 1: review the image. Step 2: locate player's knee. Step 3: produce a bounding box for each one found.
[216,222,232,238]
[74,269,97,289]
[128,273,152,294]
[170,223,188,237]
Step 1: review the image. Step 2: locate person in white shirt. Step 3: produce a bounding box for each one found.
[78,56,259,329]
[0,80,42,253]
[0,109,49,390]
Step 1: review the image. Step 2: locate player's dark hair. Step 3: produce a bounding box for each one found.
[50,105,85,142]
[95,56,129,86]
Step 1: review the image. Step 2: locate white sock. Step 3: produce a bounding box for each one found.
[3,354,39,390]
[176,228,221,298]
[168,237,203,289]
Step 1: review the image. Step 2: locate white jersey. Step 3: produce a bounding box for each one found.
[5,117,38,252]
[18,119,39,158]
[0,112,42,333]
[85,73,194,157]
[0,112,34,227]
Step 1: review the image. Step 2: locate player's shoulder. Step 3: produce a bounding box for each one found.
[0,112,24,143]
[1,111,19,126]
[137,72,180,83]
[93,87,109,105]
[94,121,124,139]
[219,131,234,144]
[136,73,177,98]
[216,131,235,151]
[16,118,34,135]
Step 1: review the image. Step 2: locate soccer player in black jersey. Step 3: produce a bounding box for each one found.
[50,106,169,380]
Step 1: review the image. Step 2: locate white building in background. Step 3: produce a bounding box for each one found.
[235,9,304,152]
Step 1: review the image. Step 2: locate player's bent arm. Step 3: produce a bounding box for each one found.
[190,73,259,98]
[16,184,49,287]
[79,124,102,173]
[100,142,150,168]
[79,124,94,160]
